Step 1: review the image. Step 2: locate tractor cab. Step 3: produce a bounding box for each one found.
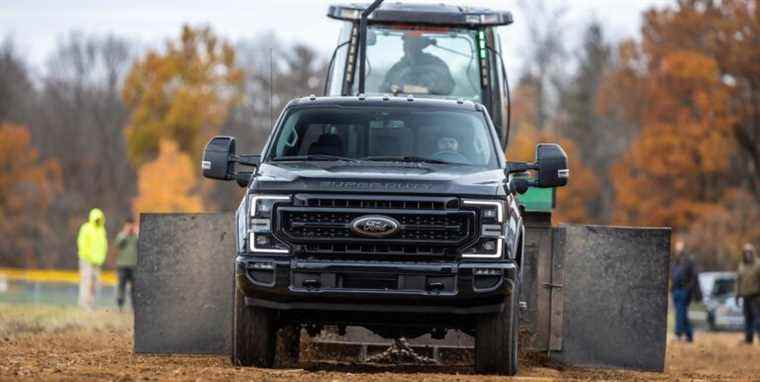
[325,2,513,147]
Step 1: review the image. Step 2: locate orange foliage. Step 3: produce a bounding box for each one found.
[604,0,760,269]
[611,42,736,230]
[132,140,204,215]
[122,24,244,167]
[0,123,62,266]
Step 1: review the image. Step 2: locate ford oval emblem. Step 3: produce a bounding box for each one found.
[351,215,400,238]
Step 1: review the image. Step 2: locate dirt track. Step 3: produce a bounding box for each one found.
[2,310,760,382]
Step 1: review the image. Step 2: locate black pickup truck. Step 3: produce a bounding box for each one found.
[201,95,568,375]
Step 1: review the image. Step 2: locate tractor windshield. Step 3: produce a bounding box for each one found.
[355,26,482,101]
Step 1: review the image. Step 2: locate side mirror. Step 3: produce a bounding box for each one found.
[535,143,569,188]
[202,136,236,181]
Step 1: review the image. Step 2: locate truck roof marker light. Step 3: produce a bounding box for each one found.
[457,98,465,104]
[465,15,480,24]
[340,8,361,20]
[382,94,390,101]
[358,94,366,101]
[309,94,316,101]
[406,94,414,102]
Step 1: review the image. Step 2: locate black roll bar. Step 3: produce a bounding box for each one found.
[358,0,384,94]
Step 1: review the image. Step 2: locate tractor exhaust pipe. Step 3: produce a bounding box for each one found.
[358,0,384,94]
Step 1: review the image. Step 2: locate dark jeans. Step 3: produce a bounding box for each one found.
[117,267,135,309]
[673,288,693,341]
[743,295,760,343]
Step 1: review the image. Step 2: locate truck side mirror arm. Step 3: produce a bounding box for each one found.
[506,161,538,175]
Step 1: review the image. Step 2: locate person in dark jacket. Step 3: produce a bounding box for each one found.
[736,243,760,344]
[114,217,139,311]
[381,33,455,96]
[671,240,699,342]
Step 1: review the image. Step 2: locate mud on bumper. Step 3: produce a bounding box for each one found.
[236,255,517,316]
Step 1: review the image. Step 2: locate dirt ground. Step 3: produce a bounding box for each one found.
[2,305,760,381]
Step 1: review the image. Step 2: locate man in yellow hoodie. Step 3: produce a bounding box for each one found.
[77,208,108,310]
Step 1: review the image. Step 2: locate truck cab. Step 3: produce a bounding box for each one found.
[201,95,569,374]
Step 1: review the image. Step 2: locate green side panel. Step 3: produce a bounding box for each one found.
[518,187,555,213]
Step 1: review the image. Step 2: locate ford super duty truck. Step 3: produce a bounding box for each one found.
[201,95,568,375]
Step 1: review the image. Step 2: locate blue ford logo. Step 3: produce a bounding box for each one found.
[351,215,400,238]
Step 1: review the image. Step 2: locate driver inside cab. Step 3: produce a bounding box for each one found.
[381,33,455,96]
[433,136,468,163]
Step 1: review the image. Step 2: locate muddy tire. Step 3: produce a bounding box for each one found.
[475,282,518,375]
[231,279,276,367]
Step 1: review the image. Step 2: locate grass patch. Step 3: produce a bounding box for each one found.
[0,303,131,338]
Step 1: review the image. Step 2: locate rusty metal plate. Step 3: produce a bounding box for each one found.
[134,213,234,355]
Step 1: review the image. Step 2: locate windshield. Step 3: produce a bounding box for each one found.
[269,106,498,168]
[712,278,735,296]
[355,25,482,101]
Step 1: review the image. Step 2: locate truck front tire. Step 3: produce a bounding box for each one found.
[231,280,276,367]
[475,282,519,375]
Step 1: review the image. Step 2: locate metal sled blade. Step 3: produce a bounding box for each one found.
[548,225,671,371]
[134,213,234,355]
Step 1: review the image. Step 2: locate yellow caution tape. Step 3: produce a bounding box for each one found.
[0,268,117,286]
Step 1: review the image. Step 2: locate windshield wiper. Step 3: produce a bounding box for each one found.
[270,154,361,162]
[363,156,463,165]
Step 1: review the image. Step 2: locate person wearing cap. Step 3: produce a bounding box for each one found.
[382,33,455,96]
[736,243,760,344]
[76,208,108,310]
[671,239,699,342]
[114,217,139,311]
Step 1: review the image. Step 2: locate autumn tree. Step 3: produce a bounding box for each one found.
[612,51,734,228]
[132,140,204,214]
[122,24,244,167]
[208,34,328,211]
[607,0,758,268]
[638,0,760,202]
[0,123,62,268]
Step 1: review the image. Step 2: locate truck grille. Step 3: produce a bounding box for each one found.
[274,195,476,258]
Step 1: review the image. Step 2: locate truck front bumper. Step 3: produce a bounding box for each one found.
[236,255,517,315]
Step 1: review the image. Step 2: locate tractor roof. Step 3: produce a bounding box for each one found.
[328,2,513,27]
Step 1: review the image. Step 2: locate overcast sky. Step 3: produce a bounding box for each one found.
[1,0,673,76]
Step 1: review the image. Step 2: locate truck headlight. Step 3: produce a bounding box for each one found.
[249,195,290,253]
[462,200,505,259]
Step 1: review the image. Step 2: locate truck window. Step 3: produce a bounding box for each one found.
[270,107,498,168]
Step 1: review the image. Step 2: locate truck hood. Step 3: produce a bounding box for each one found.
[252,162,505,197]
